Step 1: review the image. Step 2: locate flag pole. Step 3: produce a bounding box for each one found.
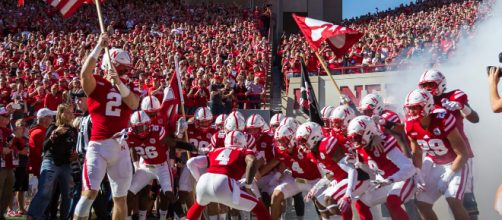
[314,50,342,95]
[174,56,191,159]
[94,0,116,78]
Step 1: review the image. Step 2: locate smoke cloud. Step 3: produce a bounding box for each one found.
[386,1,502,218]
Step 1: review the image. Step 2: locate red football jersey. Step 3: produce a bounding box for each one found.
[310,136,349,182]
[252,132,274,163]
[210,131,256,149]
[356,134,400,179]
[274,145,321,180]
[127,125,168,165]
[321,127,331,137]
[434,90,473,157]
[187,123,216,157]
[87,75,135,141]
[207,147,254,180]
[405,108,458,164]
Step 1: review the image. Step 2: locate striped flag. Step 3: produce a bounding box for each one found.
[44,0,85,19]
[160,67,182,134]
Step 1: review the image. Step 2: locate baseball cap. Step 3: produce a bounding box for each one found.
[37,108,56,118]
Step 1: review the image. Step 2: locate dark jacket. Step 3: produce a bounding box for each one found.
[43,124,77,166]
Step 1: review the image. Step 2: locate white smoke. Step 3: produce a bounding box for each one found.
[386,1,502,219]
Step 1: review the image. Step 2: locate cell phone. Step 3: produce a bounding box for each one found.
[487,66,502,78]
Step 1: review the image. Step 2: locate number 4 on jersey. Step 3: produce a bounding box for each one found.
[216,148,232,165]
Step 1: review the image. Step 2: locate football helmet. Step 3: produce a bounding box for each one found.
[130,110,151,138]
[194,107,213,129]
[359,93,384,116]
[224,111,245,132]
[101,48,133,74]
[214,114,228,130]
[295,122,324,150]
[347,115,380,149]
[224,130,247,148]
[404,89,434,121]
[246,114,266,135]
[329,105,356,133]
[274,125,296,150]
[141,95,161,113]
[418,69,446,96]
[270,113,285,129]
[279,117,300,131]
[320,106,335,126]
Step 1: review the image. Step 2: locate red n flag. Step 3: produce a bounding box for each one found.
[293,14,363,57]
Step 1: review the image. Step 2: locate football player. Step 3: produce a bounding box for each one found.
[302,122,371,220]
[214,114,228,131]
[259,122,322,220]
[328,105,356,137]
[320,106,335,136]
[418,69,480,219]
[185,131,271,220]
[269,113,285,133]
[210,111,255,149]
[75,33,140,220]
[127,111,195,220]
[347,116,415,220]
[404,89,470,220]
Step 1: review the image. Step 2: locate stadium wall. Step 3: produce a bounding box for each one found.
[284,72,398,121]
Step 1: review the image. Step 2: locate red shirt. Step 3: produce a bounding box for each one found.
[356,134,400,179]
[405,109,457,164]
[28,125,46,175]
[207,147,254,180]
[187,123,216,157]
[127,125,168,165]
[44,93,62,111]
[310,136,349,182]
[274,145,321,180]
[0,127,14,169]
[87,75,135,140]
[434,90,473,158]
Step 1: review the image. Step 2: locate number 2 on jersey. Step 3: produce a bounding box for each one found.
[106,92,122,117]
[215,148,232,165]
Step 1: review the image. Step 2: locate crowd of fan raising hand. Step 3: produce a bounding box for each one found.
[0,0,272,116]
[279,0,495,79]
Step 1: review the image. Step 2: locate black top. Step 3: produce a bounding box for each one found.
[43,124,77,166]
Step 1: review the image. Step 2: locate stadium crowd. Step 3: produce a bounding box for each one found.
[279,0,493,80]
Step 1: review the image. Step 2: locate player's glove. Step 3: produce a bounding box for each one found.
[438,168,455,193]
[414,168,426,192]
[175,118,188,139]
[337,194,352,213]
[441,99,463,111]
[339,95,352,105]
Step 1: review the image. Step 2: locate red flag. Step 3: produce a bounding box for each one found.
[18,0,24,7]
[44,0,85,19]
[159,70,182,132]
[293,14,363,57]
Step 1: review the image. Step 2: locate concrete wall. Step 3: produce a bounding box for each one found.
[283,72,399,121]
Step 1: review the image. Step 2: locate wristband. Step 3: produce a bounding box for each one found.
[116,81,131,98]
[90,45,103,60]
[245,183,252,189]
[461,105,472,116]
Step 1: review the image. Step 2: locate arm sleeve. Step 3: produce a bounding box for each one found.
[338,157,358,197]
[386,148,415,182]
[186,156,209,181]
[175,140,196,152]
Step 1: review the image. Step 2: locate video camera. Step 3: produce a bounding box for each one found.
[487,52,502,77]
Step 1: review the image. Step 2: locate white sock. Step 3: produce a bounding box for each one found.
[159,209,168,220]
[219,213,227,220]
[209,215,219,220]
[138,210,147,220]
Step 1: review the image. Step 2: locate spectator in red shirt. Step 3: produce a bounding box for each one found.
[44,85,62,111]
[28,108,54,178]
[0,107,14,219]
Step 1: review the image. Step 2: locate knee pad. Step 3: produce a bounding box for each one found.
[74,197,95,217]
[463,193,479,216]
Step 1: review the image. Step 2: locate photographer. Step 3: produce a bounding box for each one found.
[488,66,502,112]
[27,104,77,220]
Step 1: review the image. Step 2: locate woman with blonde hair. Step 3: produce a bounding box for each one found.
[27,103,78,220]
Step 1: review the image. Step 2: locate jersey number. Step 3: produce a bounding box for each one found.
[189,139,210,151]
[105,93,122,117]
[135,146,159,159]
[215,148,232,165]
[417,139,448,156]
[291,161,304,174]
